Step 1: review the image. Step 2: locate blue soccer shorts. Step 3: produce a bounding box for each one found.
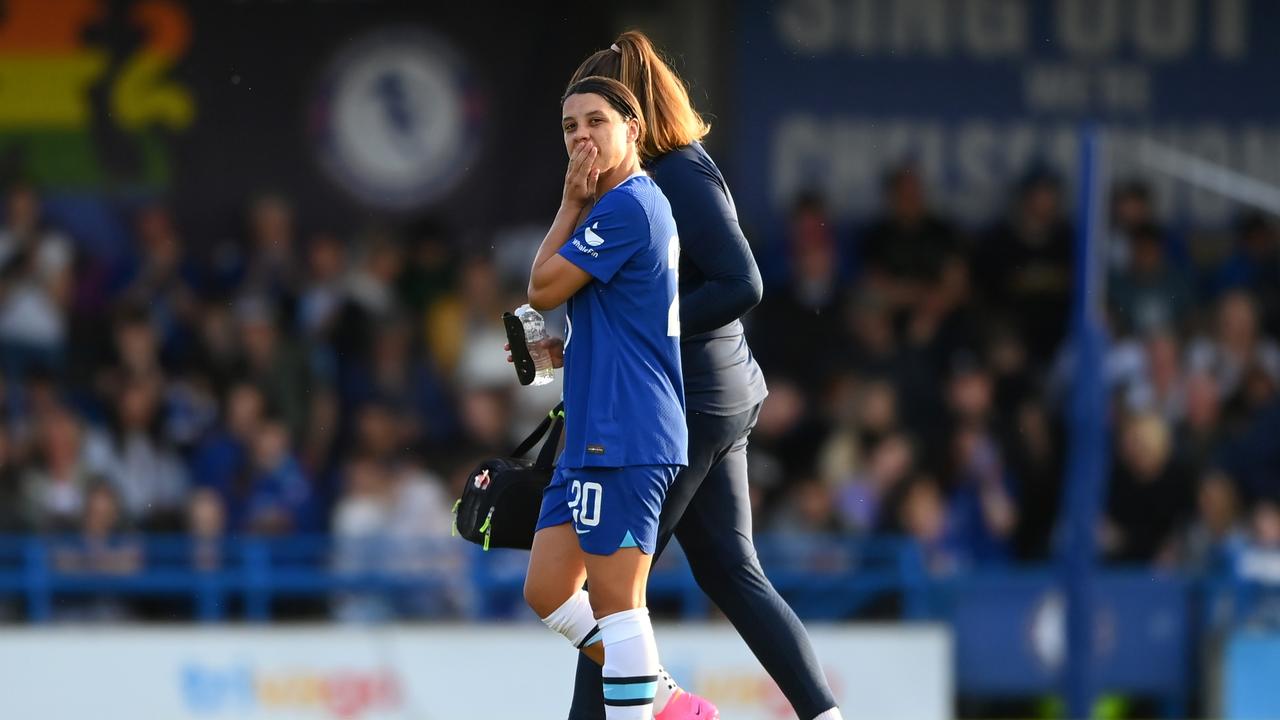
[535,464,678,555]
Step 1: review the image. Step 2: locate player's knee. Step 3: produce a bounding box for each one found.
[524,576,566,618]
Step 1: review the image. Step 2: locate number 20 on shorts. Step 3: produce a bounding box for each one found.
[569,479,602,527]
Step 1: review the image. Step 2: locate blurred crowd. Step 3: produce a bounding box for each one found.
[0,182,549,617]
[749,167,1280,576]
[0,165,1277,597]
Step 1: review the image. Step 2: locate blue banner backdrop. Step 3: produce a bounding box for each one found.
[936,572,1191,698]
[734,0,1280,249]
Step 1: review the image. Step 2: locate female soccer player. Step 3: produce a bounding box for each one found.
[555,32,845,720]
[521,76,701,720]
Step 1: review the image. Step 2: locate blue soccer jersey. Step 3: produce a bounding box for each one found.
[555,173,687,470]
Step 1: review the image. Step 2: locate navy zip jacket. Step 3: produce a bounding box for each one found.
[648,142,768,415]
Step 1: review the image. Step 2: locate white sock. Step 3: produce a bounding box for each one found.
[652,666,678,713]
[540,590,601,649]
[538,593,686,712]
[599,607,659,719]
[812,708,844,720]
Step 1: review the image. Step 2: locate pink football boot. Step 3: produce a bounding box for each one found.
[655,688,720,719]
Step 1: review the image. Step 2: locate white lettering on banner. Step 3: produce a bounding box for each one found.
[1024,64,1151,113]
[770,115,826,209]
[1213,0,1248,59]
[1133,0,1195,60]
[890,0,950,56]
[848,0,877,54]
[964,0,1027,58]
[777,0,839,52]
[0,625,951,720]
[776,0,1246,61]
[771,115,1280,225]
[1024,65,1093,112]
[1056,0,1122,58]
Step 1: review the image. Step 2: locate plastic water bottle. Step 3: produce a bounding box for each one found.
[515,304,555,386]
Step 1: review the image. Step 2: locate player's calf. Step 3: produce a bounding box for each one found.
[599,607,659,720]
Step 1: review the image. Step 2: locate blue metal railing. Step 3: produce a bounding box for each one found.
[0,534,929,623]
[5,533,1279,717]
[3,535,1275,628]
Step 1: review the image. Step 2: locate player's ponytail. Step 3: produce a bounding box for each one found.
[570,30,711,160]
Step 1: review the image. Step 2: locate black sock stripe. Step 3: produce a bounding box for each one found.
[602,674,659,685]
[604,697,655,707]
[574,625,601,649]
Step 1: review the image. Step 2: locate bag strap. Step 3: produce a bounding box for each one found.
[534,406,565,470]
[512,402,565,462]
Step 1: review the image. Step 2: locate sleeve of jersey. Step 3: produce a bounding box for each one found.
[654,157,763,336]
[557,192,647,284]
